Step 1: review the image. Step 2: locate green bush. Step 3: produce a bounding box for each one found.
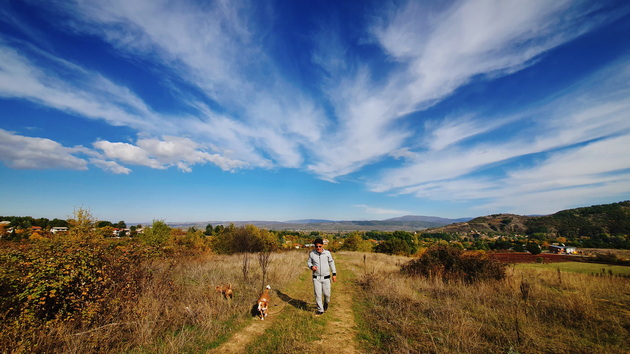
[401,245,507,283]
[526,242,542,255]
[375,238,412,255]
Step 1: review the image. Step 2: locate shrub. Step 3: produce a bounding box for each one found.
[595,252,618,263]
[401,245,507,283]
[526,242,542,255]
[0,239,151,329]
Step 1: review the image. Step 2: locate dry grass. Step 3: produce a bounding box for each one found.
[349,252,630,353]
[5,250,306,353]
[5,249,629,353]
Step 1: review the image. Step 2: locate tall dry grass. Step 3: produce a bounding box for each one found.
[348,252,630,353]
[5,250,306,353]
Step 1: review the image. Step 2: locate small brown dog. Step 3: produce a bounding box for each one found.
[257,285,271,320]
[215,284,233,299]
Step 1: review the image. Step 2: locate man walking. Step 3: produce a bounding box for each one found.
[307,238,337,315]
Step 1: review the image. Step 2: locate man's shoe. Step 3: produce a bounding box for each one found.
[315,311,324,316]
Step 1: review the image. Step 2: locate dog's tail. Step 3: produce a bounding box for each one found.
[266,284,271,290]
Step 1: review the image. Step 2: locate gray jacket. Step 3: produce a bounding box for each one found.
[307,249,337,277]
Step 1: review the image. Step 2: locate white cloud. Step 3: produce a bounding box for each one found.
[93,136,247,172]
[93,140,164,169]
[424,114,513,151]
[89,158,132,175]
[0,129,88,170]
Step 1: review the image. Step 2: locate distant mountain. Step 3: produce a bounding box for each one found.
[385,215,471,224]
[284,219,335,224]
[170,215,471,232]
[163,202,629,235]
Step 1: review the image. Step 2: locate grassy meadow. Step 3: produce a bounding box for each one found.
[517,261,630,276]
[1,240,629,353]
[350,253,630,353]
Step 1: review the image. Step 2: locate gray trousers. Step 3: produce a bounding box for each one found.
[312,277,331,312]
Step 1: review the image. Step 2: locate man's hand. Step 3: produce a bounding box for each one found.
[311,266,318,271]
[332,275,337,282]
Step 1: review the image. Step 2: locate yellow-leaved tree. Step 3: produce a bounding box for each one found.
[66,207,101,242]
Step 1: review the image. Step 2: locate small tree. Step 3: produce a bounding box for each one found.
[526,242,542,255]
[140,220,171,246]
[97,221,113,228]
[341,232,363,251]
[257,229,278,291]
[67,207,100,242]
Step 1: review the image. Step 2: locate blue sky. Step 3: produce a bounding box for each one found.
[1,0,630,223]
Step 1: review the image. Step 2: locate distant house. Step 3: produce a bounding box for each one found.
[113,228,130,237]
[51,227,68,234]
[549,244,577,254]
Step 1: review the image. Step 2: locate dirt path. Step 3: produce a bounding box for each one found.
[312,270,359,353]
[207,301,287,353]
[209,253,360,353]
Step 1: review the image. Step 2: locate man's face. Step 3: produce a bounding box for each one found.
[314,243,324,253]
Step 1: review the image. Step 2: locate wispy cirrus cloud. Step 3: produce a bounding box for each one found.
[370,59,630,212]
[46,0,327,170]
[397,134,630,215]
[5,0,623,181]
[1,0,628,218]
[306,0,618,180]
[0,41,160,130]
[0,39,250,173]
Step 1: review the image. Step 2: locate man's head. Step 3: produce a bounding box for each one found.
[313,238,324,253]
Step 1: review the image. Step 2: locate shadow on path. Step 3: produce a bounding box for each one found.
[275,289,309,311]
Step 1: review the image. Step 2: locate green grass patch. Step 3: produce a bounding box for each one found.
[247,310,326,353]
[205,316,245,349]
[517,262,630,276]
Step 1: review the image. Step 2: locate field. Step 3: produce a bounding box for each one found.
[1,243,629,353]
[516,261,630,276]
[349,252,630,353]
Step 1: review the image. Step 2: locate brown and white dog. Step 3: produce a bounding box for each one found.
[257,285,271,320]
[215,283,233,300]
